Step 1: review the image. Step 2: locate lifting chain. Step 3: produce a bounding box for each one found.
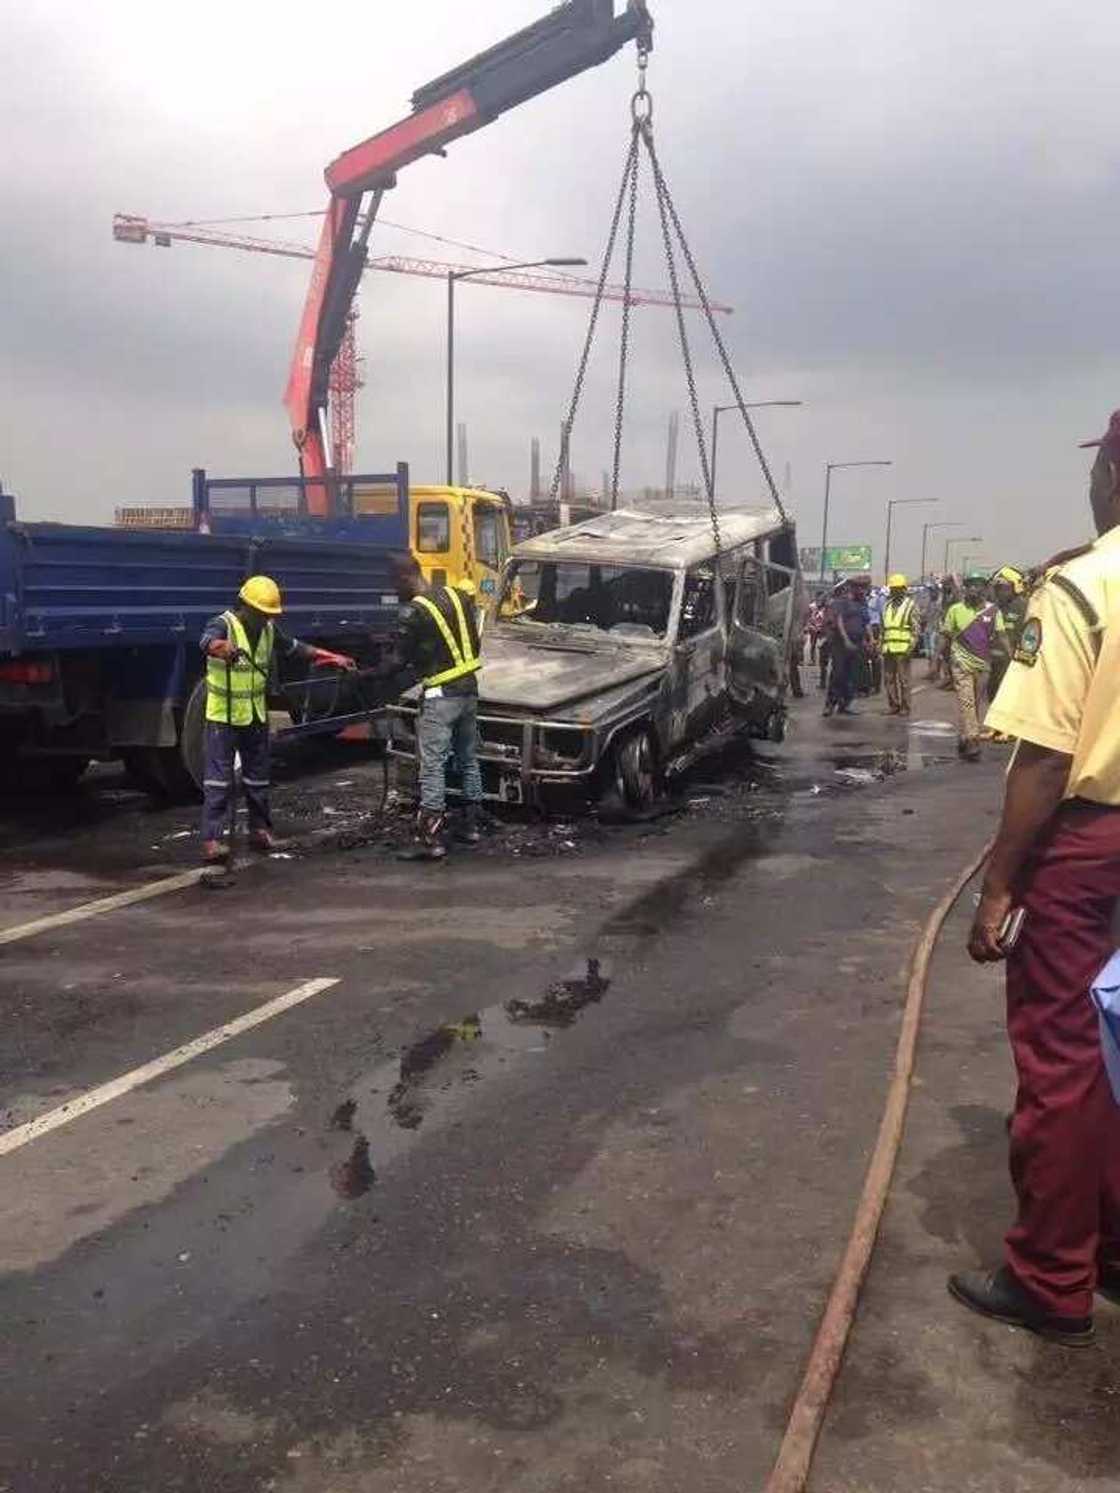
[644,115,721,555]
[641,128,789,529]
[547,127,641,507]
[610,109,641,508]
[550,46,789,553]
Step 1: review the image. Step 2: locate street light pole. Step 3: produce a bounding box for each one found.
[944,535,982,573]
[446,256,587,485]
[711,400,802,500]
[819,459,893,581]
[921,520,964,582]
[884,498,936,582]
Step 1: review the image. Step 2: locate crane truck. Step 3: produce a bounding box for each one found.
[1,2,653,796]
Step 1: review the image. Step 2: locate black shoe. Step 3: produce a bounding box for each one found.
[822,702,834,717]
[947,1266,1094,1347]
[1097,1268,1120,1308]
[453,803,483,846]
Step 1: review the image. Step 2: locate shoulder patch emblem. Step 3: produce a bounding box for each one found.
[1013,617,1042,667]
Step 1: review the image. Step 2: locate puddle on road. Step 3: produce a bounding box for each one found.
[327,960,611,1198]
[506,958,611,1027]
[329,1136,377,1198]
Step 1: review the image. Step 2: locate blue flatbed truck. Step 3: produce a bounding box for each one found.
[0,466,409,796]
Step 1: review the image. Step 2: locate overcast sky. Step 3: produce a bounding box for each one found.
[3,0,1118,577]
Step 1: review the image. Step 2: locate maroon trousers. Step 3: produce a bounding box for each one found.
[1005,800,1120,1318]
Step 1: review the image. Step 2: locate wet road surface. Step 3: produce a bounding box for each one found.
[0,682,1001,1491]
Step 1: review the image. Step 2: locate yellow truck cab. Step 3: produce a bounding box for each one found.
[401,485,513,603]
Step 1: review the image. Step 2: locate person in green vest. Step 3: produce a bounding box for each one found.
[881,574,920,715]
[199,575,355,865]
[941,572,1006,760]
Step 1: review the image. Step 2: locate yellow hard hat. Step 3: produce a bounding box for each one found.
[888,573,908,590]
[238,575,283,615]
[455,577,478,598]
[994,564,1024,594]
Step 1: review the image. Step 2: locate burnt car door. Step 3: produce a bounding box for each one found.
[670,564,726,747]
[726,546,785,716]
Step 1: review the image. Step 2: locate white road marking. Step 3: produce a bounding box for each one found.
[0,977,340,1156]
[0,867,209,948]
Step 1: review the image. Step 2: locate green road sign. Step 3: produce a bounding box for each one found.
[798,544,873,574]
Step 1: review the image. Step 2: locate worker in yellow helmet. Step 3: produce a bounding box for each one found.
[880,574,920,715]
[199,575,355,865]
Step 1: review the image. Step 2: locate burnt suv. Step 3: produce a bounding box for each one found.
[388,506,805,811]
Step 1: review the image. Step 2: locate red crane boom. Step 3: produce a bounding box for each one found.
[285,0,654,512]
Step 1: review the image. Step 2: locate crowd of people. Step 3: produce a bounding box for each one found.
[804,565,1027,755]
[806,410,1120,1350]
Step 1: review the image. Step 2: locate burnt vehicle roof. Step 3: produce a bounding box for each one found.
[511,506,789,571]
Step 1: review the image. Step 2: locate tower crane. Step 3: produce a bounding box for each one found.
[113,211,730,475]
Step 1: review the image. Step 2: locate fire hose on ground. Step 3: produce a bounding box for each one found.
[763,835,995,1493]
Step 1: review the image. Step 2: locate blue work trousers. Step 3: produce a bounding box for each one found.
[418,692,483,813]
[827,643,859,709]
[202,720,272,841]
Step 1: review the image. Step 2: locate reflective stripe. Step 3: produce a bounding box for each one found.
[203,779,230,788]
[206,612,273,725]
[241,778,271,787]
[882,599,917,654]
[414,588,481,688]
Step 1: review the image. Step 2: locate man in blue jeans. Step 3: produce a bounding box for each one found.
[823,580,868,716]
[394,558,484,861]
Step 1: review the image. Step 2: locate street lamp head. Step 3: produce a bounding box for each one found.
[828,459,892,471]
[544,257,588,267]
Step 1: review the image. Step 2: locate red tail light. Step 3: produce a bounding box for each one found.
[0,660,55,685]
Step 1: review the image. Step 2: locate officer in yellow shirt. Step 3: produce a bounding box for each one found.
[949,409,1120,1346]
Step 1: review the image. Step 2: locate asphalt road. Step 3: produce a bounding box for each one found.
[0,682,1002,1492]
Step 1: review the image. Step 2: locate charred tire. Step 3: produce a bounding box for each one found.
[610,725,659,813]
[767,709,788,744]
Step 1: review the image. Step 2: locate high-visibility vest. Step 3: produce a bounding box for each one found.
[413,586,481,688]
[881,598,917,655]
[206,611,273,725]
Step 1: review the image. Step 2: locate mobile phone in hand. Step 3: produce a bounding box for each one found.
[998,906,1026,954]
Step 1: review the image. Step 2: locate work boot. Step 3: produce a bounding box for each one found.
[821,701,834,717]
[202,839,230,866]
[948,1266,1094,1347]
[454,802,483,846]
[886,704,901,715]
[398,810,447,862]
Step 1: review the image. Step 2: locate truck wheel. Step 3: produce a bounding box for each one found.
[14,757,90,793]
[124,746,198,802]
[611,727,658,812]
[180,679,208,793]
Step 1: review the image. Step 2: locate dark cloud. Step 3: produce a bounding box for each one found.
[3,0,1119,573]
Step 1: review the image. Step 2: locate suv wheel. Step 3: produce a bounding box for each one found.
[612,726,658,812]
